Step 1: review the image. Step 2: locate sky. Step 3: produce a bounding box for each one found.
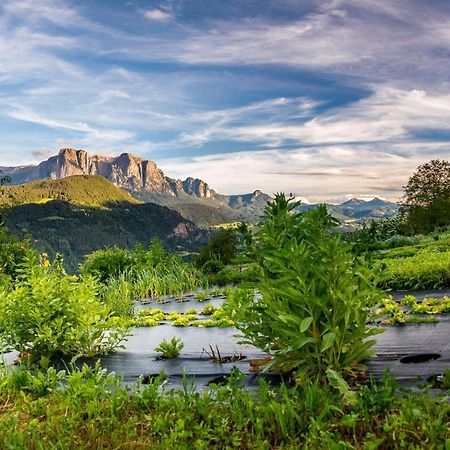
[0,0,450,202]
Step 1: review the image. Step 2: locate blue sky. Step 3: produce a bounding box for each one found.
[1,0,450,201]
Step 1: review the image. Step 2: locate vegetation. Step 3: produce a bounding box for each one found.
[374,295,450,325]
[0,254,128,360]
[374,233,450,289]
[1,187,207,272]
[0,175,140,208]
[154,337,184,359]
[194,228,238,271]
[83,240,207,300]
[400,159,450,234]
[0,221,36,282]
[225,194,383,383]
[0,170,449,448]
[0,365,447,449]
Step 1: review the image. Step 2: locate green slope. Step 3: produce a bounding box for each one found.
[0,176,207,272]
[0,175,141,208]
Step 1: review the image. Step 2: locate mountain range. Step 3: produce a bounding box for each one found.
[298,197,400,223]
[1,149,271,226]
[1,148,400,229]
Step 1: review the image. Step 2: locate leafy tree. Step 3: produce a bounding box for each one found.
[225,194,383,384]
[194,229,238,270]
[400,159,450,233]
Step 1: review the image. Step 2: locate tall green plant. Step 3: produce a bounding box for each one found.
[225,194,383,383]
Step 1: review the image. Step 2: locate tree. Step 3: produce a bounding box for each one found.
[400,159,450,234]
[194,229,238,271]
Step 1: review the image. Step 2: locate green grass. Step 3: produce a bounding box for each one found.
[0,365,448,449]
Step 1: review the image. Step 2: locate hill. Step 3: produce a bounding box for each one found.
[0,175,141,208]
[0,176,207,272]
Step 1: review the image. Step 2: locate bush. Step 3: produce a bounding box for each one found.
[0,255,129,360]
[201,259,224,274]
[81,246,133,283]
[380,235,420,249]
[225,194,383,383]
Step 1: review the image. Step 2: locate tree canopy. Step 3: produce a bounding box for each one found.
[401,159,450,234]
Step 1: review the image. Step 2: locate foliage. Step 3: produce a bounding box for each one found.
[0,170,11,187]
[99,273,135,317]
[375,296,440,325]
[0,221,36,281]
[194,229,238,270]
[225,194,383,383]
[400,159,450,233]
[3,197,206,273]
[201,259,224,274]
[82,246,133,283]
[0,175,140,209]
[0,254,129,359]
[348,217,407,250]
[83,239,207,300]
[154,337,184,359]
[379,249,450,289]
[208,263,262,286]
[0,365,448,448]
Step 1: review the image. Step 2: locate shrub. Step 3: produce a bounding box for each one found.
[201,259,224,274]
[81,246,133,283]
[0,222,36,282]
[0,254,129,360]
[225,194,383,383]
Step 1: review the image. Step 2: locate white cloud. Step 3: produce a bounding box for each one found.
[143,9,172,22]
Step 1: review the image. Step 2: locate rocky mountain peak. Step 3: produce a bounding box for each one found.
[182,177,212,198]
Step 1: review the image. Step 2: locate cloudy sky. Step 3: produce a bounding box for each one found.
[0,0,449,202]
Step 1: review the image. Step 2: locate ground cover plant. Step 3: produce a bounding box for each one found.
[375,295,450,325]
[0,364,448,449]
[226,194,384,384]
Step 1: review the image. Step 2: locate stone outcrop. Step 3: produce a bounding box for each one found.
[3,149,216,199]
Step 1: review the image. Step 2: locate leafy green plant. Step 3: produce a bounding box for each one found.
[225,194,383,383]
[154,337,184,359]
[200,304,217,315]
[379,250,450,289]
[0,254,129,360]
[195,291,210,302]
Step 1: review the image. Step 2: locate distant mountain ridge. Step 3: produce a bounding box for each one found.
[2,149,272,226]
[298,197,400,222]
